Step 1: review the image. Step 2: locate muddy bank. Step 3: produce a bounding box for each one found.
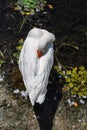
[0,81,87,130]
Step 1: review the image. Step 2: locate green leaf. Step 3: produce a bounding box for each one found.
[71,73,76,77]
[78,92,83,96]
[66,70,71,75]
[66,77,71,82]
[83,91,87,96]
[16,45,22,51]
[73,87,78,92]
[0,59,4,65]
[13,52,19,59]
[79,66,85,71]
[16,0,47,14]
[69,82,73,88]
[71,91,76,95]
[78,70,83,75]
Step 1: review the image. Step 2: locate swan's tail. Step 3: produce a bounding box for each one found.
[27,72,49,106]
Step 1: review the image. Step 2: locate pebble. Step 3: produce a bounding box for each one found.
[72,125,75,128]
[36,8,40,12]
[53,97,57,100]
[43,12,47,14]
[82,96,87,99]
[13,89,20,94]
[0,76,4,82]
[21,91,27,98]
[78,119,82,122]
[79,99,85,104]
[67,99,74,106]
[7,27,11,30]
[33,115,40,119]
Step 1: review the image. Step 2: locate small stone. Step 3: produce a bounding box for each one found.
[82,96,87,99]
[53,97,57,100]
[55,120,58,125]
[72,125,75,128]
[13,89,20,94]
[78,119,82,122]
[43,12,47,14]
[0,76,4,82]
[36,8,40,12]
[21,91,27,98]
[7,27,11,30]
[36,115,40,119]
[79,99,85,104]
[33,115,36,119]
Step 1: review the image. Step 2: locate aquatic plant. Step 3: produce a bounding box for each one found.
[15,0,47,15]
[54,43,87,99]
[0,50,5,67]
[64,66,87,97]
[13,38,24,63]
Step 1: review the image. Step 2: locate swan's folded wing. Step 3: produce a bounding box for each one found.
[19,37,39,89]
[29,44,54,105]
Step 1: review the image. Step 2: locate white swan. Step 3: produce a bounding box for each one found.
[19,28,55,106]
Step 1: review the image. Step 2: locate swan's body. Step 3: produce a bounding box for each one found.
[19,28,55,106]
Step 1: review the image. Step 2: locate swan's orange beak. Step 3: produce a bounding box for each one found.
[37,50,43,58]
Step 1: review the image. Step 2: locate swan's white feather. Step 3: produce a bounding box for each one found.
[19,28,55,106]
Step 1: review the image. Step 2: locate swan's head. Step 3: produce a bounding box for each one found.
[37,31,55,58]
[28,27,55,58]
[28,28,43,39]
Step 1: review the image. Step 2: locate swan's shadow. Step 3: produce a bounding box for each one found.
[33,69,63,130]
